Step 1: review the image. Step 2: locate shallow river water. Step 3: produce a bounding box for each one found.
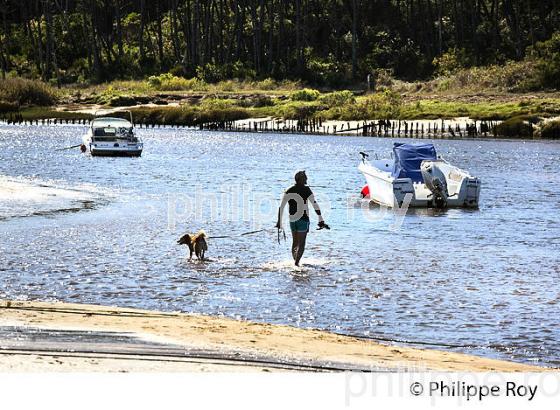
[1,124,559,367]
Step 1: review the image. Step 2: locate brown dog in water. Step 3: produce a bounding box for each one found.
[177,230,208,261]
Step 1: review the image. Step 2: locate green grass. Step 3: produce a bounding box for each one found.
[5,72,560,139]
[62,76,301,99]
[17,107,93,121]
[14,93,560,128]
[398,99,560,120]
[118,104,250,126]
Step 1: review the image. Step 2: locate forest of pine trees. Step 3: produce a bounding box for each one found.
[1,1,560,87]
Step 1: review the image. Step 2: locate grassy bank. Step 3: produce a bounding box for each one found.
[3,74,560,137]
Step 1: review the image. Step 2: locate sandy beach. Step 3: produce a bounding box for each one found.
[0,300,552,373]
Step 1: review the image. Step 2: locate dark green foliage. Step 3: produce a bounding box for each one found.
[530,32,560,90]
[433,48,474,76]
[0,78,58,106]
[107,95,140,107]
[305,57,349,87]
[539,120,560,139]
[291,89,320,102]
[319,91,356,108]
[282,103,322,121]
[494,117,534,138]
[361,31,430,80]
[2,1,560,88]
[238,96,275,108]
[0,100,19,113]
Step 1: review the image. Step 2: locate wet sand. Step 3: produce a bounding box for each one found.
[0,300,551,372]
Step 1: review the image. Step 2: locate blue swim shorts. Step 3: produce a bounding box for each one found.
[289,218,310,232]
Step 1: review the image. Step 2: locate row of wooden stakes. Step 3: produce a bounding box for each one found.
[1,115,504,139]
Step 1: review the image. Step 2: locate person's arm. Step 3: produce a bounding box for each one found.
[308,193,324,223]
[276,192,288,228]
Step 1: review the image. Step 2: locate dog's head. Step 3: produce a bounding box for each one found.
[177,233,193,249]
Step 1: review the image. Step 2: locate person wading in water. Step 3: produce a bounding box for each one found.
[276,171,329,266]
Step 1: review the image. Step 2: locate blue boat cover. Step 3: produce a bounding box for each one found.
[391,143,437,182]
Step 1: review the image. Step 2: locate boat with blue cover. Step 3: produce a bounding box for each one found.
[358,143,481,208]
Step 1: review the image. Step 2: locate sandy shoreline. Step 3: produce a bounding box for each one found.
[0,300,553,372]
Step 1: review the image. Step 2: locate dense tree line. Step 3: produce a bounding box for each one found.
[0,1,559,86]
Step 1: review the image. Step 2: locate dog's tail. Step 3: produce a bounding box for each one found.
[177,233,191,245]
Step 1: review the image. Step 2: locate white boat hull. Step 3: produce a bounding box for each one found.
[359,159,481,208]
[82,116,143,157]
[82,136,143,157]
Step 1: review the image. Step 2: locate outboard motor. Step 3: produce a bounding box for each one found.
[421,161,449,208]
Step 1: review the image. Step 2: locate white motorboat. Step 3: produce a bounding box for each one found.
[83,114,143,157]
[358,143,481,208]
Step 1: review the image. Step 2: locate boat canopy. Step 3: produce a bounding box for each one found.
[391,143,437,182]
[92,117,132,128]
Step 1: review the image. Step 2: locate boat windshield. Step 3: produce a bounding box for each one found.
[93,126,134,140]
[92,117,132,128]
[91,118,135,140]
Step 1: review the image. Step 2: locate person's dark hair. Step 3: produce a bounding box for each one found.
[294,170,306,183]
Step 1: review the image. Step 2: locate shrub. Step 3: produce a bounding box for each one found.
[374,69,395,89]
[196,106,249,123]
[253,78,277,90]
[282,103,322,120]
[216,80,237,92]
[456,61,536,91]
[433,48,472,76]
[238,95,275,108]
[147,73,204,91]
[494,117,534,138]
[196,63,226,83]
[537,119,560,139]
[228,61,256,80]
[319,90,355,108]
[107,95,142,107]
[291,88,320,102]
[199,98,236,110]
[168,64,186,77]
[348,90,402,120]
[0,100,19,113]
[0,78,58,106]
[306,57,348,87]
